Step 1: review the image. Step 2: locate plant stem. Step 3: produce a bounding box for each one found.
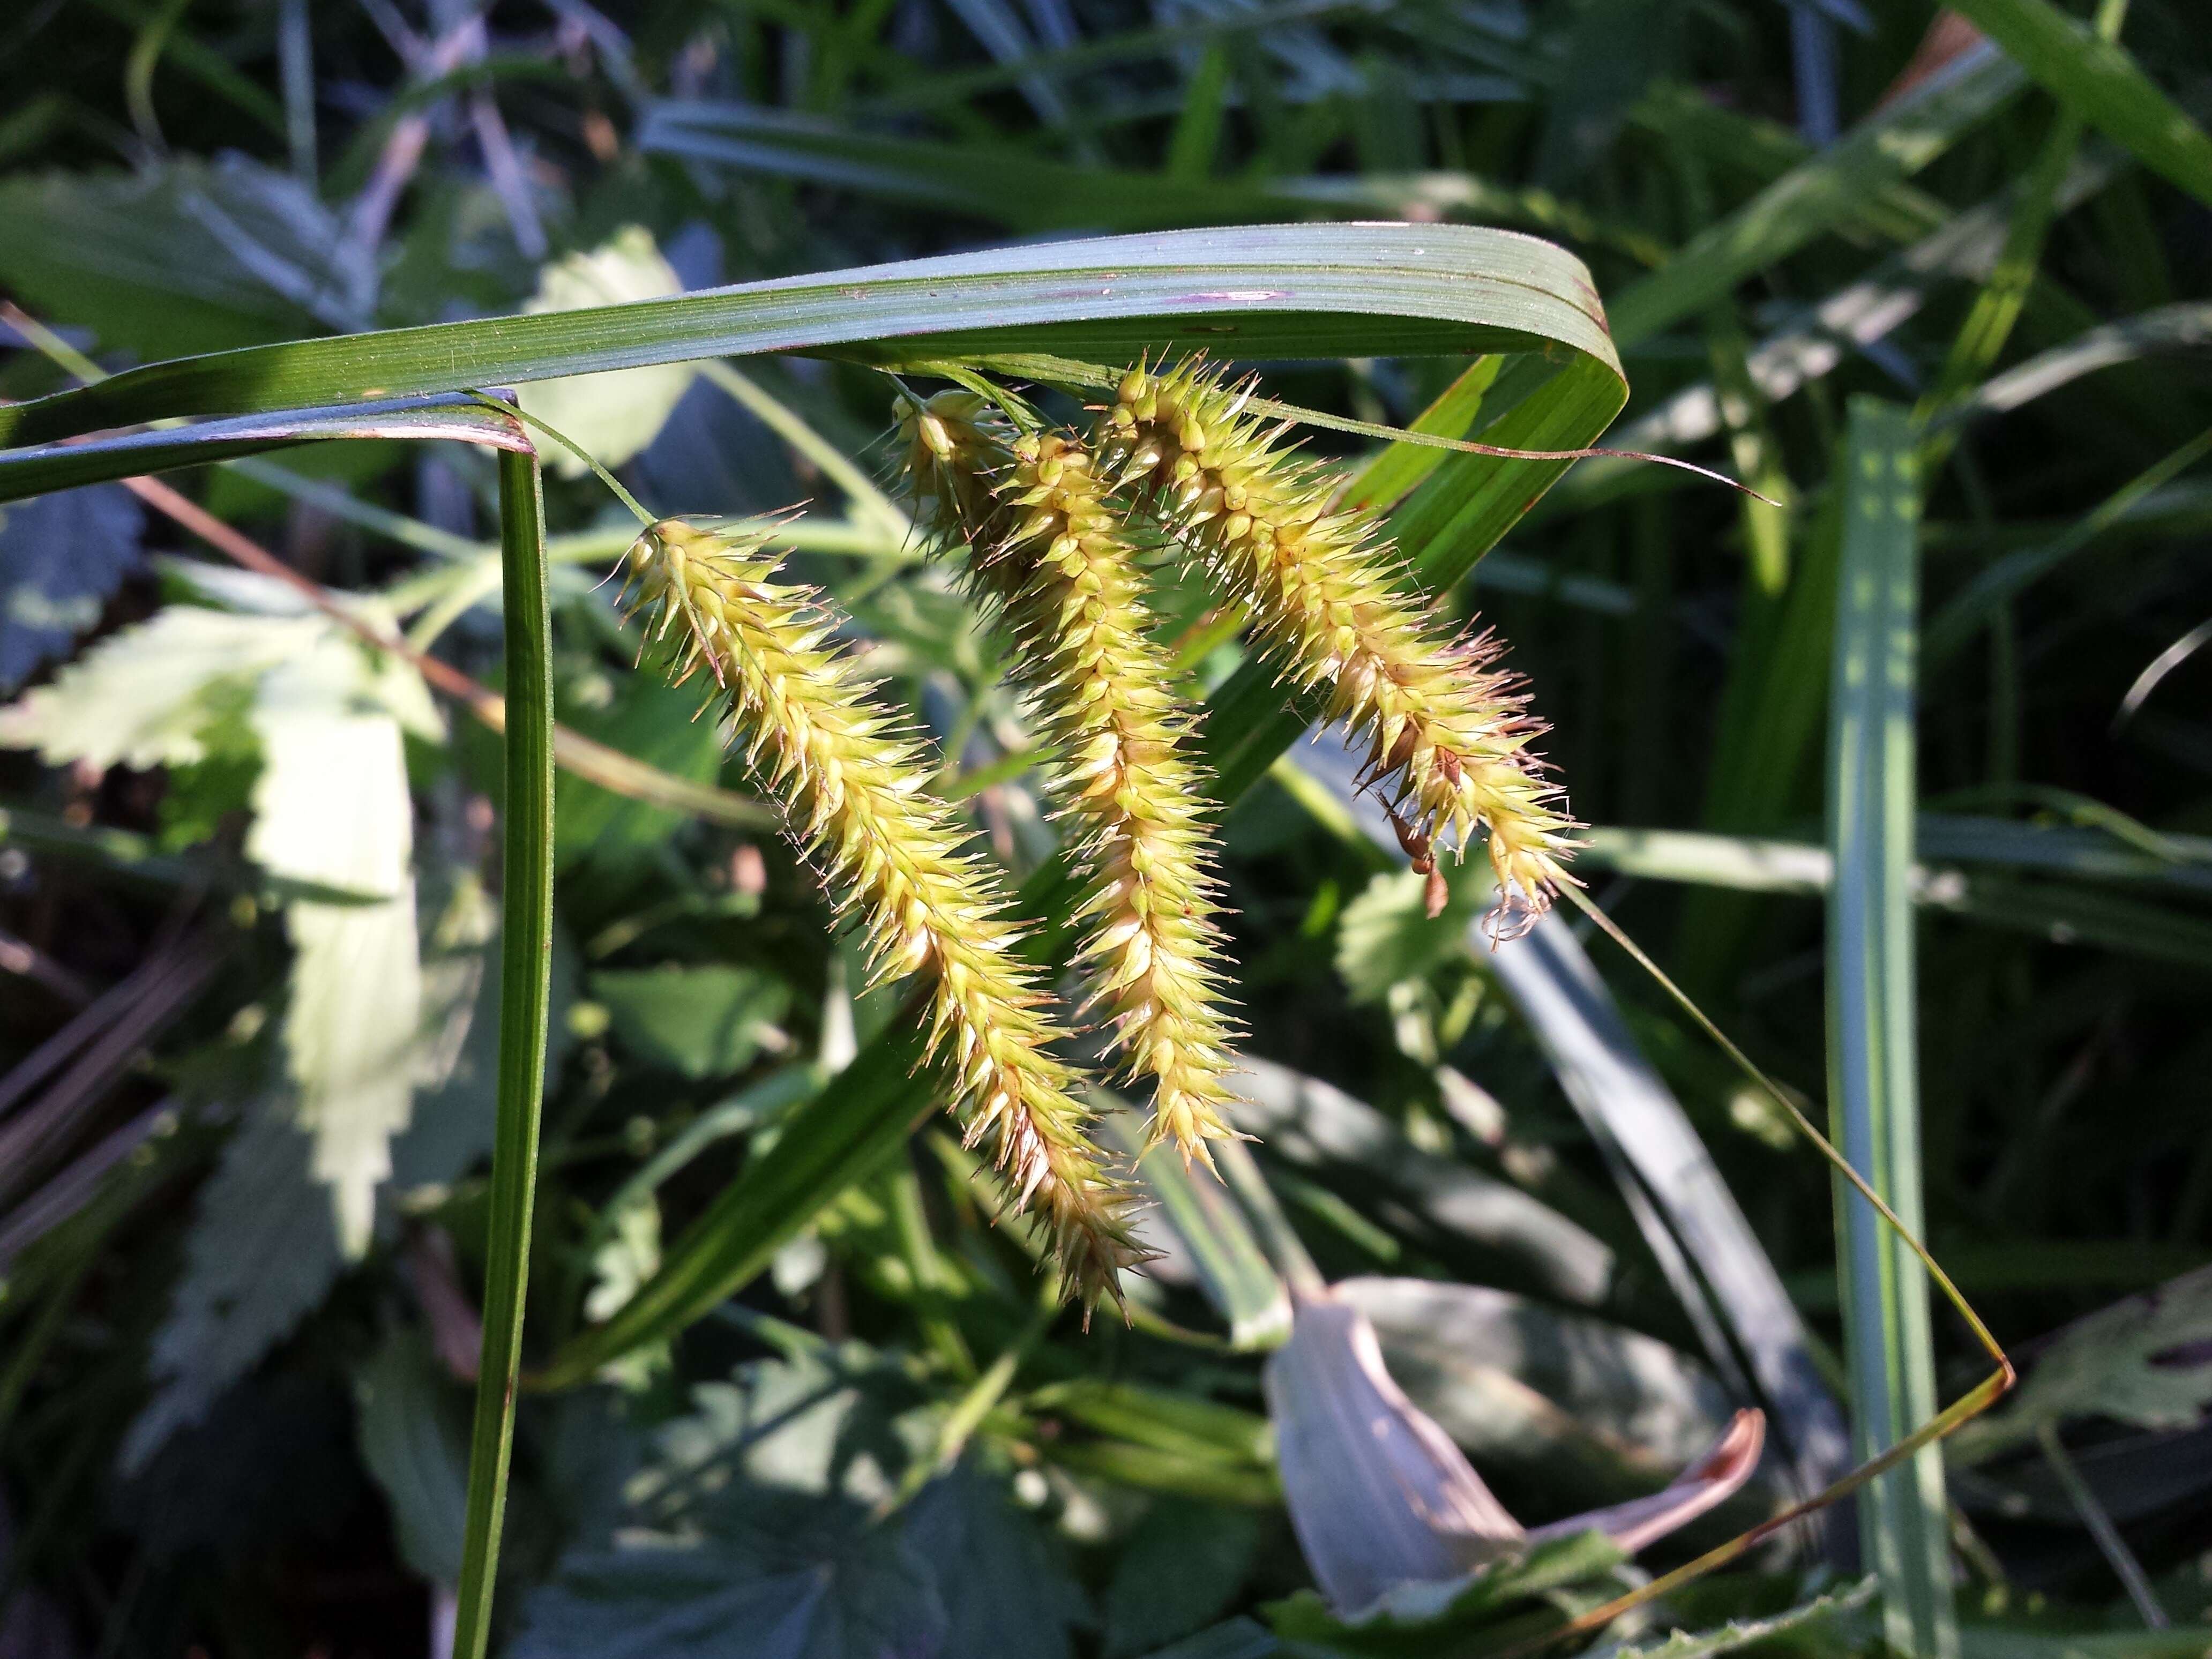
[2037,1421,2169,1630]
[451,446,556,1659]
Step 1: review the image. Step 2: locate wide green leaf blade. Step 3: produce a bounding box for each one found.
[0,225,1618,447]
[1825,399,1956,1657]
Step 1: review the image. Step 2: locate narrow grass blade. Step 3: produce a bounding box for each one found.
[1102,1107,1291,1352]
[0,225,1619,447]
[1945,301,2212,425]
[1826,398,1955,1658]
[1928,424,2212,661]
[451,446,556,1659]
[1947,0,2212,210]
[1605,45,2021,348]
[1915,0,2128,459]
[0,397,530,505]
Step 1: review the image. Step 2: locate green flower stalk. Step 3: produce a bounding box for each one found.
[1098,360,1576,925]
[622,517,1139,1309]
[898,392,1243,1166]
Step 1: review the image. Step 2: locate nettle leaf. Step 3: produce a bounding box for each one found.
[1954,1265,2212,1463]
[514,1352,1068,1659]
[1,586,446,1254]
[121,1106,345,1474]
[1333,866,1488,1004]
[903,1463,1089,1659]
[250,660,426,1258]
[1103,1499,1263,1659]
[592,965,794,1080]
[512,1493,947,1659]
[636,1348,923,1511]
[0,604,327,769]
[0,154,375,359]
[1263,1530,1629,1655]
[354,1332,473,1588]
[515,228,699,478]
[0,484,144,692]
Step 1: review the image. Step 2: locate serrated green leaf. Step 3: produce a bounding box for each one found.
[0,604,325,770]
[251,698,423,1258]
[512,1495,947,1659]
[354,1331,473,1587]
[121,1106,345,1474]
[1952,1265,2212,1464]
[1333,867,1485,1004]
[1104,1500,1265,1659]
[0,484,143,692]
[1262,1531,1628,1653]
[0,155,373,362]
[591,965,793,1080]
[1590,1575,1877,1658]
[904,1463,1089,1658]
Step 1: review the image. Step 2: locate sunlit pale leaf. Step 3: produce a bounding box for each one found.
[0,605,325,770]
[250,694,423,1257]
[515,228,699,478]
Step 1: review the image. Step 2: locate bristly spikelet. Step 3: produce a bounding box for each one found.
[896,392,1243,1165]
[1098,360,1577,924]
[621,517,1140,1309]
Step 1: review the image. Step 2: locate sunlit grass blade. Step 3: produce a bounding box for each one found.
[0,395,532,505]
[0,225,1617,447]
[1101,1107,1292,1352]
[451,445,556,1659]
[1826,398,1956,1657]
[1947,0,2212,210]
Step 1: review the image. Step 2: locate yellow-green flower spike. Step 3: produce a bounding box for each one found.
[622,517,1140,1310]
[897,393,1244,1167]
[1098,360,1577,925]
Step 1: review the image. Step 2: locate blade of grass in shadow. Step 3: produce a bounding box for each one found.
[1947,0,2212,210]
[1915,0,2131,467]
[1826,398,1956,1658]
[1284,730,1852,1515]
[1604,43,2022,349]
[1549,149,2121,515]
[450,445,556,1659]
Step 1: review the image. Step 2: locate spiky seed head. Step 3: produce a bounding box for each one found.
[621,514,1144,1308]
[891,399,1247,1166]
[1097,358,1578,915]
